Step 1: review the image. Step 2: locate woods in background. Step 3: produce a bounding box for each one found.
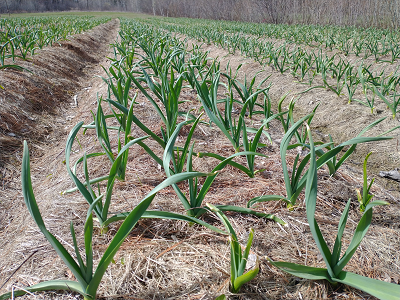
[1,0,400,28]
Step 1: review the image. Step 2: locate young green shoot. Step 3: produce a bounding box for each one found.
[356,152,374,213]
[206,203,259,294]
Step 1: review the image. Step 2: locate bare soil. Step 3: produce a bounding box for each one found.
[0,17,399,300]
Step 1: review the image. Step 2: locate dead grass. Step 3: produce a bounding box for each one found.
[0,15,399,300]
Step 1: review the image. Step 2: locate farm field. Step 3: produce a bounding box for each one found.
[0,14,399,300]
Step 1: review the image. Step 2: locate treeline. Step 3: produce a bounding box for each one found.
[1,0,400,28]
[0,0,130,13]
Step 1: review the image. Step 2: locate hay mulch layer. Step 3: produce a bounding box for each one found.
[0,17,399,300]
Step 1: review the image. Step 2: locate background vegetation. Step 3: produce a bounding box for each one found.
[2,0,400,28]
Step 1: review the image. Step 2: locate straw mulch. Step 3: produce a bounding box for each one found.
[0,17,399,300]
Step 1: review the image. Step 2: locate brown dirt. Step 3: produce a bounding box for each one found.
[0,17,399,300]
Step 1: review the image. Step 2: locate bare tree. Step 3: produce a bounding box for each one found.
[5,0,10,16]
[1,0,399,28]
